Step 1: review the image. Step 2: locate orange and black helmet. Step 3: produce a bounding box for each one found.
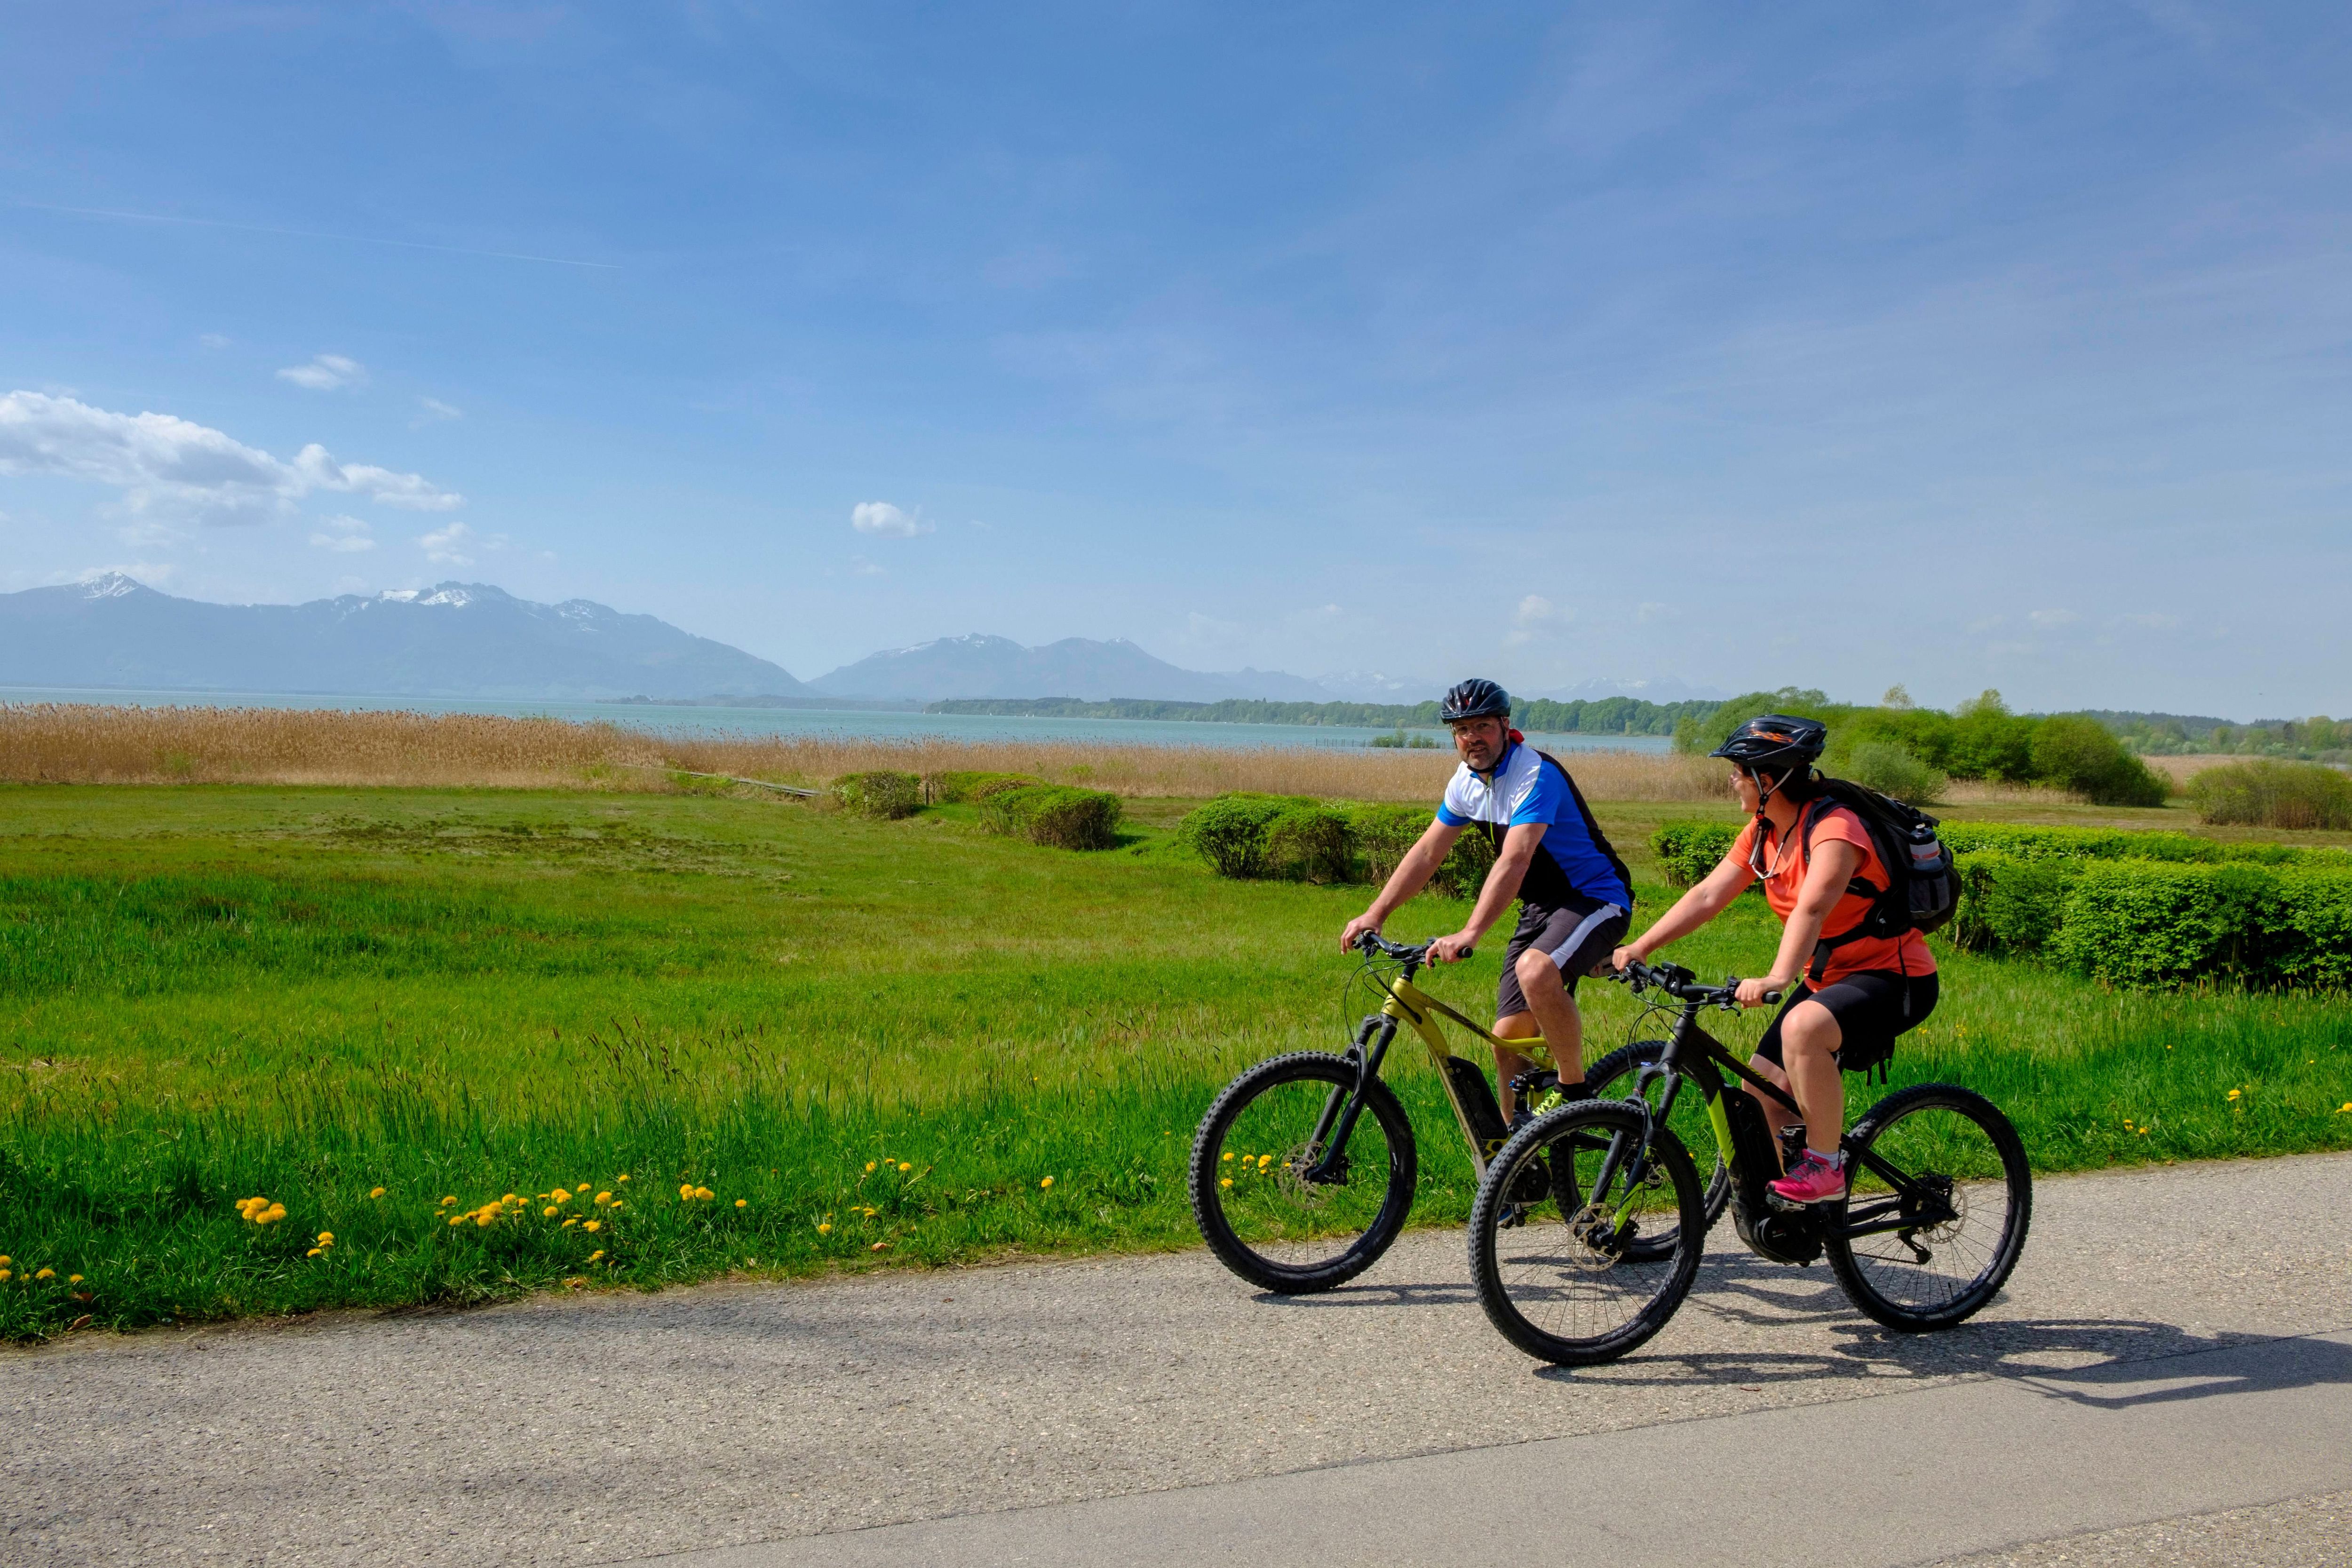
[1709,714,1826,772]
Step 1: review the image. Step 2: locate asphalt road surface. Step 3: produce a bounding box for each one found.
[6,1151,2350,1567]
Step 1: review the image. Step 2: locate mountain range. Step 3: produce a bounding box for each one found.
[0,575,1725,706]
[0,574,804,700]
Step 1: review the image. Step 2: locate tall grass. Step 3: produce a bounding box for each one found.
[0,701,1728,801]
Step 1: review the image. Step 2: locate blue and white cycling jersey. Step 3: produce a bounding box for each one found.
[1435,741,1632,910]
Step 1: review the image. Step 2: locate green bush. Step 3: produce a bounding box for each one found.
[1845,742,1947,805]
[1936,823,2322,866]
[1344,804,1431,886]
[1652,821,1740,886]
[2187,760,2352,830]
[1264,804,1356,883]
[928,770,1039,805]
[1175,794,1298,878]
[2030,715,2170,806]
[1176,794,1362,882]
[1951,853,2084,955]
[833,770,922,820]
[977,784,1124,850]
[2050,861,2352,991]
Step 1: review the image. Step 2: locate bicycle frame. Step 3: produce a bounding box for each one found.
[1642,994,1963,1265]
[1333,965,1556,1179]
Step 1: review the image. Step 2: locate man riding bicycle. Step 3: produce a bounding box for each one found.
[1610,715,1939,1205]
[1339,679,1633,1123]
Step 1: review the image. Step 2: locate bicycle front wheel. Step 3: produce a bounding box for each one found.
[1469,1100,1704,1365]
[1826,1083,2032,1331]
[1189,1051,1417,1293]
[1582,1039,1730,1255]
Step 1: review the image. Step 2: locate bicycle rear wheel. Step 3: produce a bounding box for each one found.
[1189,1051,1417,1293]
[1582,1039,1730,1255]
[1826,1083,2032,1331]
[1468,1100,1704,1365]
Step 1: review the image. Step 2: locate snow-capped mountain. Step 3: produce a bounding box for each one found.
[810,633,1336,703]
[0,574,804,700]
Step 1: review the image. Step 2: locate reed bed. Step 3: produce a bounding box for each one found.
[0,703,1730,802]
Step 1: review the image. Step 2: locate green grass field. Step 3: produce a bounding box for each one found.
[2,784,2347,1339]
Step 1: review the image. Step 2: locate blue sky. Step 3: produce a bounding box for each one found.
[2,2,2346,715]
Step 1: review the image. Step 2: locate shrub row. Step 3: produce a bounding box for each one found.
[1955,853,2352,991]
[978,784,1124,850]
[926,770,1039,804]
[833,770,922,820]
[1648,816,2350,887]
[1173,795,1492,896]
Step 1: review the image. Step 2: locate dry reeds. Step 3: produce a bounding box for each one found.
[0,702,1732,803]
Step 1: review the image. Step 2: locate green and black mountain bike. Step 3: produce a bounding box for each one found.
[1466,958,2032,1364]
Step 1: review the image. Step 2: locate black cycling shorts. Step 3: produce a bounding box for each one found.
[1754,969,1940,1076]
[1496,891,1631,1023]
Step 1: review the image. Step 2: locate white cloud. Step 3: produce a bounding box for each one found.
[310,514,375,553]
[851,500,933,537]
[277,354,367,391]
[1516,594,1554,623]
[199,333,231,350]
[419,521,475,564]
[0,390,461,523]
[2028,607,2081,629]
[416,397,462,422]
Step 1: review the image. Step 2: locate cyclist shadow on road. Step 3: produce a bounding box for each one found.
[1533,1252,2352,1406]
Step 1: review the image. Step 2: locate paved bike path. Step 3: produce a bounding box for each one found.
[5,1151,2350,1566]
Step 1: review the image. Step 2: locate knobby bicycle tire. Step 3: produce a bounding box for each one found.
[1468,1100,1705,1365]
[1826,1082,2032,1331]
[1189,1051,1418,1294]
[1583,1039,1731,1251]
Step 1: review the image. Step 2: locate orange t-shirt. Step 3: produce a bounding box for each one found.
[1729,804,1936,986]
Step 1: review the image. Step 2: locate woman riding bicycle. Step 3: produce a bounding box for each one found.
[1609,715,1938,1205]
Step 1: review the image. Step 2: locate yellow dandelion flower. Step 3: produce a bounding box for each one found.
[818,1223,833,1234]
[609,1201,624,1211]
[681,1183,696,1200]
[36,1268,55,1280]
[735,1198,748,1209]
[448,1215,465,1227]
[543,1206,559,1218]
[369,1187,386,1199]
[562,1217,578,1228]
[1257,1154,1272,1169]
[552,1190,571,1204]
[317,1232,333,1244]
[261,1205,286,1225]
[575,1183,589,1193]
[1220,1152,1234,1162]
[1219,1178,1232,1190]
[2227,1089,2241,1100]
[694,1186,714,1201]
[0,1256,9,1266]
[441,1195,457,1206]
[0,1270,10,1281]
[898,1162,912,1174]
[68,1274,83,1284]
[475,1210,497,1227]
[865,1161,877,1173]
[594,1191,612,1205]
[1040,1176,1054,1189]
[2339,1102,2352,1114]
[618,1173,630,1183]
[307,1248,322,1258]
[502,1193,518,1204]
[588,1250,604,1262]
[583,1220,601,1233]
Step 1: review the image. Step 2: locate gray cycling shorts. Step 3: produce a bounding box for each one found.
[1496,893,1630,1022]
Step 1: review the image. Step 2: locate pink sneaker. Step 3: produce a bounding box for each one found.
[1769,1151,1849,1205]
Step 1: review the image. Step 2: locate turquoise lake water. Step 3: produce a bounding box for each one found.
[0,686,1676,755]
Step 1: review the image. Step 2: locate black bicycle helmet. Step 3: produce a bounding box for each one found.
[1439,678,1512,724]
[1709,713,1827,772]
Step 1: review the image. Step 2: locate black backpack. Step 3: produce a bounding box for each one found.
[1796,777,1958,976]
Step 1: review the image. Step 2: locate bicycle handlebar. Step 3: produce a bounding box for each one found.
[1352,931,1472,964]
[1611,957,1780,1010]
